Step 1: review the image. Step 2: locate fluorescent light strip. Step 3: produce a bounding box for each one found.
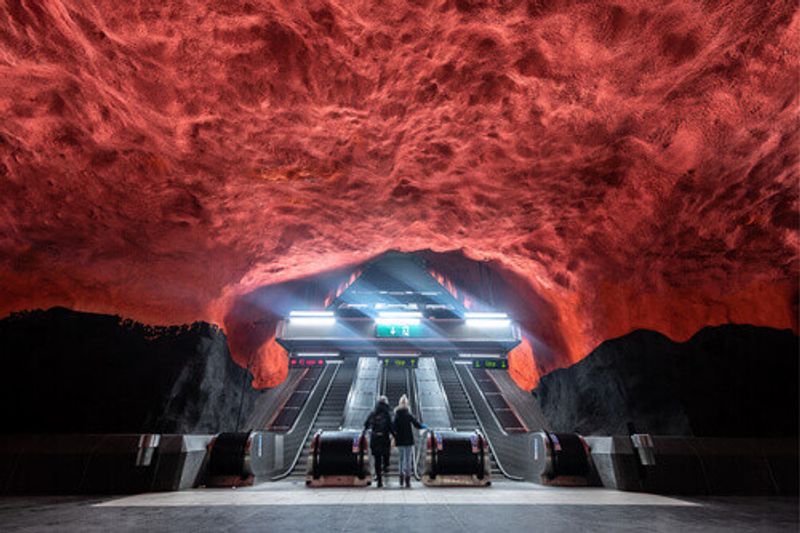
[375,318,420,326]
[465,318,511,328]
[458,353,503,359]
[290,310,334,317]
[289,317,336,326]
[378,352,420,358]
[464,312,509,319]
[378,311,423,318]
[295,352,340,358]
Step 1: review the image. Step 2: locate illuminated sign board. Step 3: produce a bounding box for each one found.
[471,359,508,370]
[375,323,423,338]
[289,358,327,368]
[381,357,418,368]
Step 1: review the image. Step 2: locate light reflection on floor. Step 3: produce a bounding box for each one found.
[96,481,698,507]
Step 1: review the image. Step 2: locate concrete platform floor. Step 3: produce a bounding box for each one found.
[0,481,797,532]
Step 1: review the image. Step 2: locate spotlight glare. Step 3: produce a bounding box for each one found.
[464,312,508,319]
[289,317,336,326]
[465,318,511,328]
[289,310,334,317]
[377,311,423,318]
[375,317,421,326]
[295,352,340,358]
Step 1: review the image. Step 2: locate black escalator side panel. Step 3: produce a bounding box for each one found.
[209,433,249,477]
[469,367,526,433]
[269,368,326,432]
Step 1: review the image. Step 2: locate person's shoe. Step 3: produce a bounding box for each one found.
[377,478,383,488]
[405,475,411,488]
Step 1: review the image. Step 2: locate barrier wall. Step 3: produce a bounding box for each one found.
[0,434,213,494]
[584,436,798,495]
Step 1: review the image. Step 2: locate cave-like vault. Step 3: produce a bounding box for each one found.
[1,0,797,388]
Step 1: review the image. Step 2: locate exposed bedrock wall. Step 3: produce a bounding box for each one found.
[0,1,798,389]
[0,307,259,434]
[3,249,795,392]
[534,325,799,437]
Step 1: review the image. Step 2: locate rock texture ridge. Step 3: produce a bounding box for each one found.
[0,1,797,386]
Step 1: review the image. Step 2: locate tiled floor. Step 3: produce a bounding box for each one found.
[1,481,797,532]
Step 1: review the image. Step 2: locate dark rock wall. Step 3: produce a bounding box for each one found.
[0,308,259,434]
[534,325,799,437]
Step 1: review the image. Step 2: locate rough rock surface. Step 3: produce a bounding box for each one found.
[533,325,799,437]
[0,1,798,387]
[0,307,258,434]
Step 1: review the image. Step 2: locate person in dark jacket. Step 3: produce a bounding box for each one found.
[364,395,394,487]
[392,394,426,488]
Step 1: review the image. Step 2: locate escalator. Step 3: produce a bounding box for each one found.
[281,358,358,480]
[246,367,310,429]
[342,357,382,429]
[380,363,415,479]
[452,360,539,480]
[382,363,411,409]
[435,358,501,477]
[272,355,532,483]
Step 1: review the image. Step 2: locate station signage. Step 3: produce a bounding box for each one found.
[289,358,327,368]
[375,323,423,338]
[471,358,508,370]
[381,357,419,368]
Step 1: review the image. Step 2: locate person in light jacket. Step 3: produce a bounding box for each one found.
[392,394,426,488]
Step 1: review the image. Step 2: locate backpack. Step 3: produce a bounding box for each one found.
[372,410,391,437]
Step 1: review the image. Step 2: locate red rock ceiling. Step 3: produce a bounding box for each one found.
[1,0,798,389]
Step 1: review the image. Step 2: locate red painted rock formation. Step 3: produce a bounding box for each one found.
[1,1,797,389]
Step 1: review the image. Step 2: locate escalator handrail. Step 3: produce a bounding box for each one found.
[380,360,387,397]
[430,358,457,429]
[464,367,513,438]
[270,361,342,480]
[408,366,424,481]
[482,369,529,433]
[450,359,524,481]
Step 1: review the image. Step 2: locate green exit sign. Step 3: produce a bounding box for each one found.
[473,359,508,370]
[375,323,422,338]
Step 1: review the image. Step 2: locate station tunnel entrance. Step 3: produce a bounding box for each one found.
[223,249,569,392]
[209,252,566,488]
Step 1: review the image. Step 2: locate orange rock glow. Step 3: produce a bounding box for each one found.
[1,1,797,390]
[508,337,540,390]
